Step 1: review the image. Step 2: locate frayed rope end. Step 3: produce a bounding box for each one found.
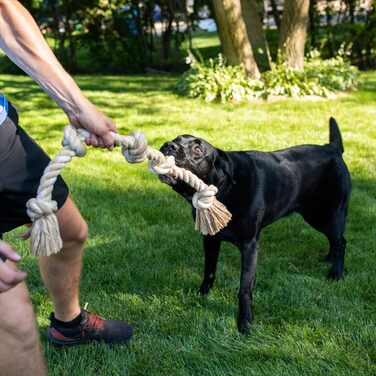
[28,214,63,256]
[195,198,232,236]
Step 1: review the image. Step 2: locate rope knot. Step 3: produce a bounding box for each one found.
[148,155,175,175]
[192,185,218,210]
[123,131,147,163]
[26,198,58,221]
[62,126,87,157]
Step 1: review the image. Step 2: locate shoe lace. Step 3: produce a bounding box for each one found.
[84,311,104,330]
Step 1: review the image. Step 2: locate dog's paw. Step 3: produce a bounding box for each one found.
[237,315,253,334]
[327,267,344,281]
[197,284,211,296]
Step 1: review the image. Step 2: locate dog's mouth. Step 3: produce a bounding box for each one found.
[158,156,191,186]
[158,136,209,201]
[159,144,192,186]
[169,148,189,168]
[159,172,178,186]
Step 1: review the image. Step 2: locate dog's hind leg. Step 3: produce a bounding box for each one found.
[326,235,346,280]
[300,202,348,279]
[198,236,221,296]
[324,202,349,280]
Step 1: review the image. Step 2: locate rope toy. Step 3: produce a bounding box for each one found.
[25,126,232,256]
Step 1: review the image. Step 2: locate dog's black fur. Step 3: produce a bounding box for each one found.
[159,118,351,332]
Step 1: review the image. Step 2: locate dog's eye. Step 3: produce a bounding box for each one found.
[193,145,203,154]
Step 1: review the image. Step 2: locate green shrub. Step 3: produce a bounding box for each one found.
[177,50,359,102]
[176,53,266,103]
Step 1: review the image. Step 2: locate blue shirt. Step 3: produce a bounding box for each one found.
[0,94,8,125]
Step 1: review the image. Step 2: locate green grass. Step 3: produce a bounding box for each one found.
[1,71,376,376]
[184,31,221,61]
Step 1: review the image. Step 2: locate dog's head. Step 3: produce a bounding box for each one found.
[159,135,233,201]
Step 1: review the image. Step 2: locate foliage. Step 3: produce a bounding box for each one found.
[19,0,191,74]
[1,1,372,74]
[264,50,359,97]
[75,2,144,74]
[177,50,359,102]
[308,2,375,69]
[176,53,266,102]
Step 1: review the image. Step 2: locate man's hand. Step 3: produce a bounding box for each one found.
[65,97,117,150]
[0,240,27,293]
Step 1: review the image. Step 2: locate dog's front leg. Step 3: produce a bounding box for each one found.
[198,236,221,296]
[237,238,259,333]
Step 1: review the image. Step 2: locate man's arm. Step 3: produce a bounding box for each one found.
[0,0,115,148]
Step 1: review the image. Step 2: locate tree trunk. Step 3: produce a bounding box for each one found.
[162,17,173,63]
[62,0,76,71]
[134,3,147,63]
[309,0,317,48]
[278,0,310,70]
[212,0,239,65]
[241,0,271,71]
[348,0,355,23]
[325,5,335,58]
[212,0,261,79]
[148,0,155,65]
[270,0,281,29]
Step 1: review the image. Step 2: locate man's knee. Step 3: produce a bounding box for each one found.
[71,220,88,246]
[57,198,89,248]
[62,220,88,251]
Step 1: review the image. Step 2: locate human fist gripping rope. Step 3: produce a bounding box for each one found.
[25,126,232,257]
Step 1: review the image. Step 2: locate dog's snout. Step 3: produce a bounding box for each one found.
[161,141,179,154]
[168,142,179,151]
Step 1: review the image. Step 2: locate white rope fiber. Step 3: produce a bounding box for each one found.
[26,126,232,256]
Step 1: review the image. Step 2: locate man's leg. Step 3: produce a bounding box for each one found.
[42,196,133,345]
[0,277,48,376]
[39,196,87,322]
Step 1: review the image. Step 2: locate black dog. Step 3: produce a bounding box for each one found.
[159,118,351,332]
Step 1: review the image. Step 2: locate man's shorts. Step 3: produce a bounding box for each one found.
[0,102,69,235]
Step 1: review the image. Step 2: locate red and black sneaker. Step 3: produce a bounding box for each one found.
[46,309,133,345]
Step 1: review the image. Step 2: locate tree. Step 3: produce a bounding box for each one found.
[240,0,271,71]
[278,0,310,70]
[212,0,261,79]
[269,0,281,29]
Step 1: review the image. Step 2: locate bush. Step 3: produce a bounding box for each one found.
[177,50,359,102]
[176,53,266,102]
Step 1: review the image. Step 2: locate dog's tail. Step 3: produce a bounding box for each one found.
[329,117,344,153]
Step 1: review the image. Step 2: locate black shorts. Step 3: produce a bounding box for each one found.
[0,103,69,235]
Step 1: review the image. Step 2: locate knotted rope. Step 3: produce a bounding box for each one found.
[26,126,232,256]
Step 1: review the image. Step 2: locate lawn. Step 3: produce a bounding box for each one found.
[1,71,376,376]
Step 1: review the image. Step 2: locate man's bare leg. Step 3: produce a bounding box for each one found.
[0,278,47,376]
[39,196,88,322]
[41,195,133,345]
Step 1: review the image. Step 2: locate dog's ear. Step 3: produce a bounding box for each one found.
[209,150,234,187]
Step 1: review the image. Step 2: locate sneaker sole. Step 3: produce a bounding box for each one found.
[46,328,132,346]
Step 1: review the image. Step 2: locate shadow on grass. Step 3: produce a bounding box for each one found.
[7,171,373,376]
[2,71,374,329]
[16,172,372,323]
[0,76,183,127]
[2,72,375,118]
[75,75,178,93]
